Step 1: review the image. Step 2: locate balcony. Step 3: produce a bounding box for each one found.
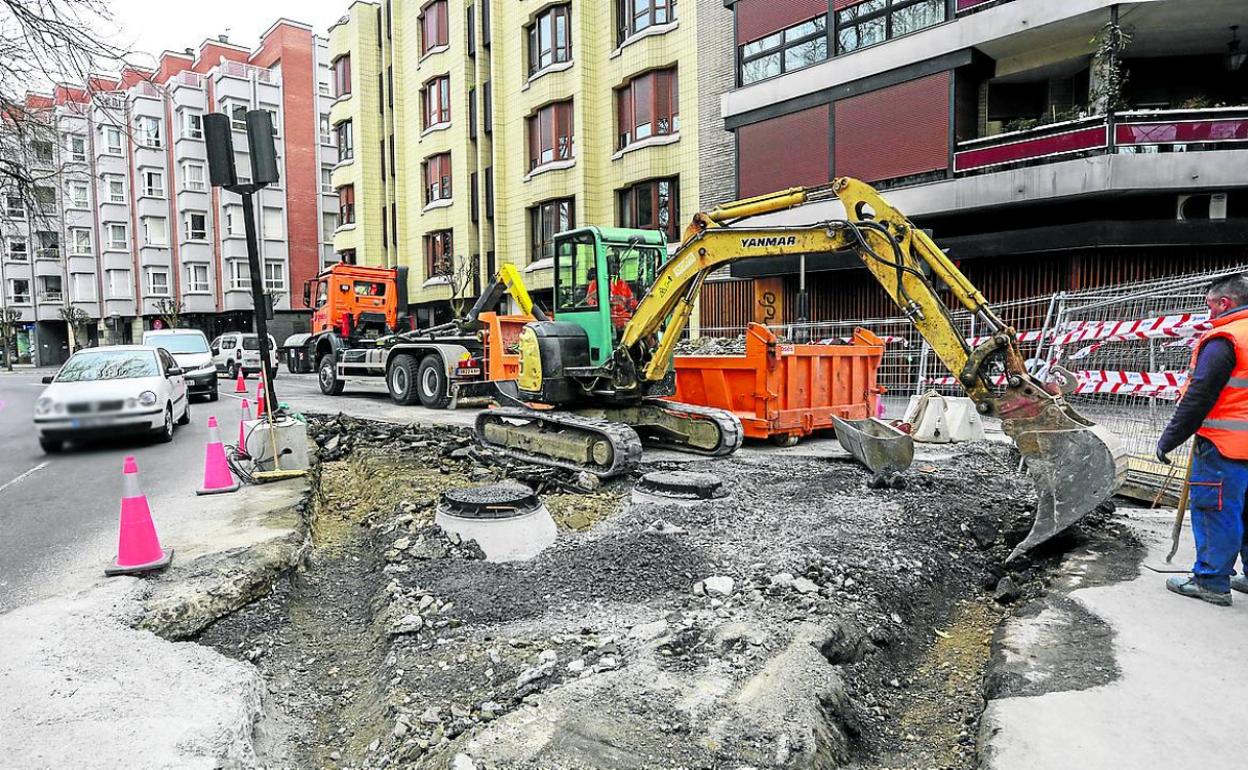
[218,60,281,87]
[38,291,63,304]
[954,107,1248,175]
[171,71,205,90]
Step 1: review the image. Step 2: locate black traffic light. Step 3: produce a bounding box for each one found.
[203,113,237,188]
[245,110,280,187]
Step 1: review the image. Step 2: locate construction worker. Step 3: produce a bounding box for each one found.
[1156,273,1248,606]
[584,267,637,330]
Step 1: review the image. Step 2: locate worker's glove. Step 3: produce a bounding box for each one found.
[1155,446,1172,466]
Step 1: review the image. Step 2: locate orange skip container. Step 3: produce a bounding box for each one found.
[671,323,885,444]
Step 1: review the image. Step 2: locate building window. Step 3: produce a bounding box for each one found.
[618,177,679,244]
[69,227,92,255]
[421,0,449,55]
[467,4,476,56]
[528,4,571,76]
[484,166,493,219]
[262,207,284,239]
[482,81,492,132]
[6,237,28,261]
[423,153,452,204]
[740,15,828,85]
[319,113,333,145]
[527,100,574,171]
[33,186,55,212]
[104,175,125,203]
[35,231,58,259]
[530,198,574,263]
[335,120,354,162]
[135,116,162,148]
[468,87,477,139]
[322,212,337,242]
[38,275,62,302]
[67,134,87,162]
[31,140,53,163]
[142,217,168,247]
[470,171,479,222]
[321,166,333,194]
[5,195,23,218]
[183,211,208,241]
[261,105,280,137]
[106,223,128,250]
[421,75,451,129]
[425,229,453,276]
[67,180,89,208]
[145,269,170,296]
[104,125,123,154]
[142,169,164,198]
[181,162,206,192]
[181,110,204,139]
[616,68,679,149]
[224,101,248,131]
[337,185,355,226]
[71,272,96,301]
[106,270,130,299]
[319,81,331,96]
[229,260,250,290]
[185,263,210,293]
[618,0,676,45]
[223,205,244,237]
[482,0,491,46]
[333,54,352,97]
[8,278,31,304]
[264,261,285,291]
[836,0,945,55]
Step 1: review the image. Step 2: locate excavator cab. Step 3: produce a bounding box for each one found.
[552,226,666,366]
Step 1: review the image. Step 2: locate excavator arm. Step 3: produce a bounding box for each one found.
[611,177,1126,559]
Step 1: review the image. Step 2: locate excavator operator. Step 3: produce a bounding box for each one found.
[585,263,638,330]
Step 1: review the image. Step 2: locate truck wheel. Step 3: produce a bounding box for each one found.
[318,354,344,395]
[388,354,421,406]
[417,354,452,409]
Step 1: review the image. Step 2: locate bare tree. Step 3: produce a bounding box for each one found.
[56,302,87,346]
[0,304,20,369]
[442,254,479,320]
[154,296,184,329]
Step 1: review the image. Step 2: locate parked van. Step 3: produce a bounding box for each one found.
[209,332,279,381]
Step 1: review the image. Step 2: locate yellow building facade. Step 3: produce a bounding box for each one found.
[329,0,696,323]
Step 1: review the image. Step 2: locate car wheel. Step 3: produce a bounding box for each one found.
[417,354,452,409]
[39,438,63,454]
[318,354,345,396]
[177,399,191,426]
[156,405,174,443]
[388,354,420,405]
[226,361,238,381]
[209,386,219,402]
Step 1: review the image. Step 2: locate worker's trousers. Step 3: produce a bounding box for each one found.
[1188,436,1248,592]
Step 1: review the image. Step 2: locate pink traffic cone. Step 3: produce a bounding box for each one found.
[234,367,247,393]
[256,384,267,418]
[197,417,240,496]
[105,456,173,576]
[238,398,252,448]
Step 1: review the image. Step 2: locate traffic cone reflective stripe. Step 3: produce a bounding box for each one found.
[106,456,173,576]
[197,416,240,495]
[239,398,252,449]
[234,367,247,393]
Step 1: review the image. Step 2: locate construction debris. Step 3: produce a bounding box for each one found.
[198,416,1126,770]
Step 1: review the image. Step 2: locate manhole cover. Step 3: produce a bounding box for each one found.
[636,471,725,500]
[439,484,541,519]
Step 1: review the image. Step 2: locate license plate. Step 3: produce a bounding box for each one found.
[71,416,108,429]
[456,368,482,378]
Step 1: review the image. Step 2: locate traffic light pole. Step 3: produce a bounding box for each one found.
[240,192,277,415]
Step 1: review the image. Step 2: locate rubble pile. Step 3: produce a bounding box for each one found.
[201,417,1123,770]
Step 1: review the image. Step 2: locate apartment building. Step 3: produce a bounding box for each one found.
[0,20,338,365]
[328,0,696,324]
[698,0,1248,329]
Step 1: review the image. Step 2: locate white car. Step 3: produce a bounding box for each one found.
[33,345,191,454]
[209,332,279,381]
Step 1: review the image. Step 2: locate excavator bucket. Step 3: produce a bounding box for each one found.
[1001,401,1129,562]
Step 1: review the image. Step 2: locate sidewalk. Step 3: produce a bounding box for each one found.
[980,508,1246,769]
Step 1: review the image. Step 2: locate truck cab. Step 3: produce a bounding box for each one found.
[304,263,408,341]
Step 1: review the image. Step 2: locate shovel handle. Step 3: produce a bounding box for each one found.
[1166,452,1196,563]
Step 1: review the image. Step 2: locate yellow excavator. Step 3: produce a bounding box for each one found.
[477,177,1127,556]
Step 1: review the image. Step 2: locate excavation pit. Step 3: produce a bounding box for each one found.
[434,484,557,562]
[633,470,727,505]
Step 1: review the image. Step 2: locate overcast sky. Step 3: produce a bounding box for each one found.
[105,0,349,66]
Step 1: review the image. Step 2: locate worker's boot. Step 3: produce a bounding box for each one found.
[1166,576,1232,607]
[1230,575,1248,594]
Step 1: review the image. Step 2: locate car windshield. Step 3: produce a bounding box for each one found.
[55,350,159,382]
[149,333,208,354]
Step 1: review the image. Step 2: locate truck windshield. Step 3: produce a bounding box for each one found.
[148,333,208,354]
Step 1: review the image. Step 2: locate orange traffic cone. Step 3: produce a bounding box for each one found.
[238,398,252,448]
[197,416,240,496]
[234,367,247,393]
[256,384,266,418]
[105,456,173,576]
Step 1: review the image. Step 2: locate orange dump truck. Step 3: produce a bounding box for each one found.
[671,323,885,445]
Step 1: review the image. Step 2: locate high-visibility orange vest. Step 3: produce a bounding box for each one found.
[1192,306,1248,459]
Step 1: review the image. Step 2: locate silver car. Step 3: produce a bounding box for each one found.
[33,346,191,453]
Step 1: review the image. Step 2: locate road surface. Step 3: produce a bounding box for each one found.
[0,369,242,612]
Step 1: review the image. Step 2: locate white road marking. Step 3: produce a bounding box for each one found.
[0,461,50,495]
